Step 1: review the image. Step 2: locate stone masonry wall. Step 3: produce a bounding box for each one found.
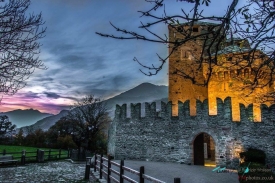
[108,97,275,169]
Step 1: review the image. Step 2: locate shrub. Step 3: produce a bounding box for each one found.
[239,148,266,165]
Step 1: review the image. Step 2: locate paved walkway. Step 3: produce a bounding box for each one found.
[92,160,239,183]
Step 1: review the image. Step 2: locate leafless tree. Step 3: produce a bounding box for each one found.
[96,0,275,99]
[0,0,46,95]
[66,95,111,153]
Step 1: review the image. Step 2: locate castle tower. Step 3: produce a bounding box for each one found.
[168,22,213,116]
[168,22,274,121]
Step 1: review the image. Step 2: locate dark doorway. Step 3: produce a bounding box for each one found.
[194,133,204,165]
[193,133,216,166]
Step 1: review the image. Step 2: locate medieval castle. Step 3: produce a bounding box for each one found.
[108,22,275,169]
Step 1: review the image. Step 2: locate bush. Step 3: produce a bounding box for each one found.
[240,148,266,165]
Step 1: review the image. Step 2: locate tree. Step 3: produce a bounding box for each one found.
[66,95,111,153]
[0,115,16,135]
[14,128,24,145]
[0,0,46,95]
[96,0,275,99]
[47,117,77,148]
[24,128,46,147]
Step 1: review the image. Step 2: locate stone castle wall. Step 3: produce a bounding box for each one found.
[108,97,275,169]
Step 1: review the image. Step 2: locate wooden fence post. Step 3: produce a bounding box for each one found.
[100,154,103,179]
[59,149,61,159]
[3,149,6,155]
[21,150,26,165]
[36,149,39,162]
[48,149,51,160]
[84,157,91,180]
[107,155,111,183]
[174,178,181,183]
[120,160,124,183]
[139,166,144,183]
[94,154,97,172]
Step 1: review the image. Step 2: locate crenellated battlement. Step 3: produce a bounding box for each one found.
[114,97,274,123]
[109,96,275,168]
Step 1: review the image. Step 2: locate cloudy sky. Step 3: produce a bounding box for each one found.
[0,0,243,114]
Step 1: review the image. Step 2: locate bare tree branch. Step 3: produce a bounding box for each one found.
[0,0,46,95]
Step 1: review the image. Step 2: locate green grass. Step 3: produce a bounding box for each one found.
[0,145,68,160]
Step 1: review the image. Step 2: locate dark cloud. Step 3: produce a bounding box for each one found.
[111,74,134,90]
[40,103,71,112]
[24,92,41,99]
[32,76,54,82]
[43,92,61,99]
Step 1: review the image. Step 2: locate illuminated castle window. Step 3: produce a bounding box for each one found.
[181,49,187,59]
[218,72,224,79]
[230,70,236,78]
[224,71,229,80]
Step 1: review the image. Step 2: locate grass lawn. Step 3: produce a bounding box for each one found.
[0,145,68,160]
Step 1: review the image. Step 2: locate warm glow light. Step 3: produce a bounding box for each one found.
[204,164,217,167]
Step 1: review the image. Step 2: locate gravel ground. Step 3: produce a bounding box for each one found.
[0,160,97,183]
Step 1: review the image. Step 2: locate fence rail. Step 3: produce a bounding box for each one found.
[1,149,69,165]
[88,154,182,183]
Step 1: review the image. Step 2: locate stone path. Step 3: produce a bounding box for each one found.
[0,160,97,183]
[92,160,239,183]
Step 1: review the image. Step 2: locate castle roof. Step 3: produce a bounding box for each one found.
[216,45,250,55]
[170,21,220,26]
[225,37,243,42]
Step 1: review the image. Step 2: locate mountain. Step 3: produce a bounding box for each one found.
[20,110,69,132]
[20,82,168,131]
[105,82,168,107]
[0,109,53,128]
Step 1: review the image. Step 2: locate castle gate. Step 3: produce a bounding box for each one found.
[193,132,216,166]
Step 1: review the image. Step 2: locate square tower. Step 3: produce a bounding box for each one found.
[168,21,274,121]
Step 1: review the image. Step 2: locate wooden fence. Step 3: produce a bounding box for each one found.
[1,149,69,165]
[92,154,181,183]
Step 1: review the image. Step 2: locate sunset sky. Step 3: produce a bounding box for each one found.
[0,0,243,114]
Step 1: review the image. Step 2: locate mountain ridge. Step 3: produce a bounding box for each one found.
[0,109,53,128]
[10,82,168,130]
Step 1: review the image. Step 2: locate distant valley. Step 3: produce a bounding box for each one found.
[3,82,168,131]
